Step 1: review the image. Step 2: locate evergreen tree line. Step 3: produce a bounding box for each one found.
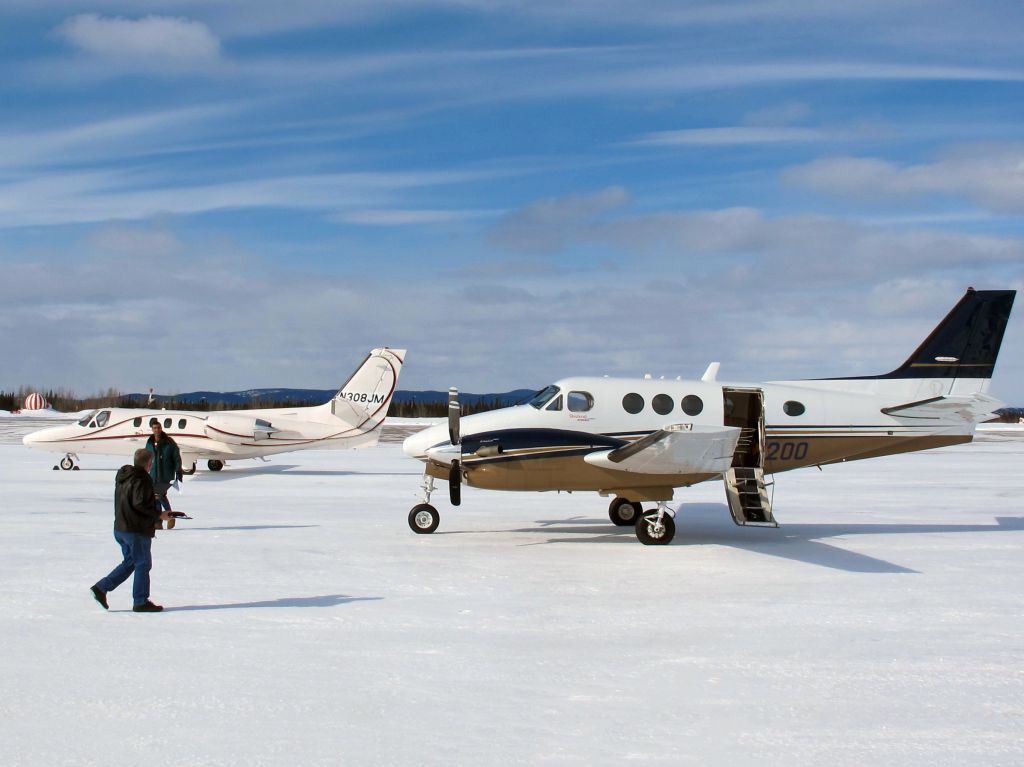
[1,387,519,418]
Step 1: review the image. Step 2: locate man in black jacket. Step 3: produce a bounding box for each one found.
[91,449,171,613]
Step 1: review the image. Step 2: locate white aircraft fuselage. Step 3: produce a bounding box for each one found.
[24,348,405,472]
[402,289,1015,544]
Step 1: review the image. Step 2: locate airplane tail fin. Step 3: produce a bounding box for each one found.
[825,288,1015,396]
[328,348,406,430]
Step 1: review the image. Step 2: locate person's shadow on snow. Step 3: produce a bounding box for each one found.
[164,594,382,611]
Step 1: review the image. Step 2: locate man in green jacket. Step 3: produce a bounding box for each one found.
[146,420,182,529]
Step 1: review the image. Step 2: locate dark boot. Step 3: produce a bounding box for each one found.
[133,600,164,613]
[90,585,108,610]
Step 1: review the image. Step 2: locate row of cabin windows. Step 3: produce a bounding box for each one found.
[530,386,806,418]
[132,416,188,430]
[621,394,806,417]
[622,393,704,416]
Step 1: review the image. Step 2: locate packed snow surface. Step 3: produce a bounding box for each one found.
[1,418,1023,766]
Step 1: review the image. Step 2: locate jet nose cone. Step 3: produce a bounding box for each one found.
[22,430,39,447]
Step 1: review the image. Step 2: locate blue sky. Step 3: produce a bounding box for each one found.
[2,1,1023,401]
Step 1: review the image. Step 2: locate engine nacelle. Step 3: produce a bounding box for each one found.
[204,414,277,444]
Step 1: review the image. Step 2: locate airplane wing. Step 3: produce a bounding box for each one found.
[881,393,1004,422]
[583,424,740,475]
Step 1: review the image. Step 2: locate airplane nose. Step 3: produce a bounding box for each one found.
[402,424,444,458]
[22,431,38,447]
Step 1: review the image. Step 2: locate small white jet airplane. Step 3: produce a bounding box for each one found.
[24,348,405,473]
[403,288,1015,545]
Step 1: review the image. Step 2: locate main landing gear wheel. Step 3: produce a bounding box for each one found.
[182,462,196,476]
[608,497,643,526]
[635,508,676,545]
[207,460,224,472]
[408,503,440,534]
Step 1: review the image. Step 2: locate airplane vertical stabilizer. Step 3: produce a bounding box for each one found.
[329,347,406,428]
[797,288,1015,398]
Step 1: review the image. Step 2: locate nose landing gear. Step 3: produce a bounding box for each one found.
[408,474,440,534]
[54,453,80,471]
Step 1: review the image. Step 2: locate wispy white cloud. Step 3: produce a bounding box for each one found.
[630,126,834,146]
[490,186,630,253]
[55,14,223,70]
[0,168,505,228]
[783,144,1024,213]
[333,209,497,226]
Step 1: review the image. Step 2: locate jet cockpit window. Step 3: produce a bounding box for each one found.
[95,411,110,427]
[567,391,594,412]
[546,395,563,411]
[528,385,560,409]
[77,410,98,427]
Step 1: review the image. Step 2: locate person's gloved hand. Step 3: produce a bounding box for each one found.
[176,470,183,482]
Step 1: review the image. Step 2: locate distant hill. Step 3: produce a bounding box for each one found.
[123,388,537,408]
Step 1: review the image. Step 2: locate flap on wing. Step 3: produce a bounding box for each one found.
[881,393,1004,422]
[584,424,740,475]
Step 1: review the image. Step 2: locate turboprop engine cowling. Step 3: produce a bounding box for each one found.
[204,414,277,444]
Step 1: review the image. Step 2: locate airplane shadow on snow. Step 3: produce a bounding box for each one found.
[188,464,418,482]
[163,594,383,612]
[441,503,1024,574]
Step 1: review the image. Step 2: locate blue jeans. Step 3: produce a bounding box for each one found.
[95,531,153,606]
[153,482,173,512]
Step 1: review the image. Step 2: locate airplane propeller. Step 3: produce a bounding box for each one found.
[448,387,462,506]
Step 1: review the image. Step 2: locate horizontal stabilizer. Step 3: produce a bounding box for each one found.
[881,393,1004,422]
[584,424,740,475]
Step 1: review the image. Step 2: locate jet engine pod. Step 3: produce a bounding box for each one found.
[204,414,277,443]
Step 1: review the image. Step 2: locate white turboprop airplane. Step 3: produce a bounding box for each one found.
[23,348,405,473]
[403,289,1015,545]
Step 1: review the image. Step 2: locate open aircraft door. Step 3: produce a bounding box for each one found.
[721,387,778,527]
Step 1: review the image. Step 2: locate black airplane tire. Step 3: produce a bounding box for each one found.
[182,462,196,476]
[207,460,224,472]
[608,497,642,526]
[635,512,675,545]
[409,504,440,534]
[59,456,74,471]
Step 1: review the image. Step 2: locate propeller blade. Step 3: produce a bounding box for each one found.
[448,387,460,445]
[449,459,462,506]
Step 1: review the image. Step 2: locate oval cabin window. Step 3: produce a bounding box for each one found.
[783,400,806,417]
[681,395,704,416]
[622,393,644,414]
[652,394,674,415]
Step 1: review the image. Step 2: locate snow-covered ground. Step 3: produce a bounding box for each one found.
[2,417,1023,766]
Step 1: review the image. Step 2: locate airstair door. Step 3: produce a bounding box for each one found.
[721,388,778,527]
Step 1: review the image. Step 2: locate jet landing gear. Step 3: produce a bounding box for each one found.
[54,453,80,471]
[635,502,676,545]
[408,475,440,534]
[608,497,643,526]
[207,460,224,472]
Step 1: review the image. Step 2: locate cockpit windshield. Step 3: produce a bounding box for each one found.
[527,385,560,409]
[77,410,99,427]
